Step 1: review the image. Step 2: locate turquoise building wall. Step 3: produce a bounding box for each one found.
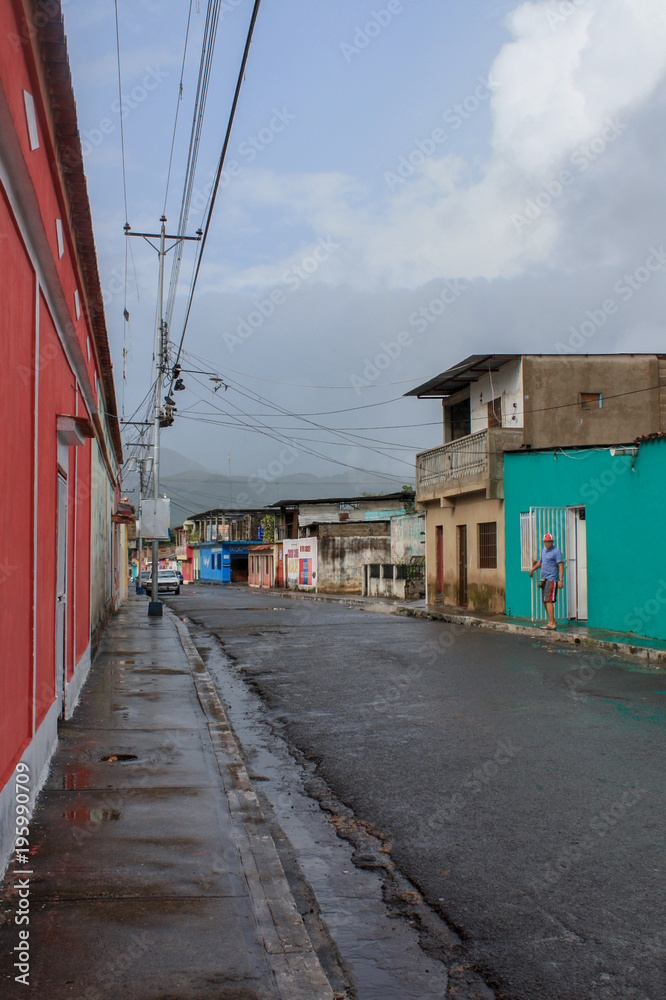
[504,438,666,640]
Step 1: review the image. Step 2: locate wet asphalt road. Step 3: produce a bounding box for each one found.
[167,585,666,1000]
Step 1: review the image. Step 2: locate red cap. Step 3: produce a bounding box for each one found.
[543,533,554,541]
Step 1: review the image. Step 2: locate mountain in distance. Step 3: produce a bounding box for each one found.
[148,449,411,526]
[160,448,211,477]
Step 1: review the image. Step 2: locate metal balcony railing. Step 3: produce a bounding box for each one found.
[416,430,489,491]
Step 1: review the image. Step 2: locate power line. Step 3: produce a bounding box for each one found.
[164,0,222,328]
[113,0,129,225]
[181,376,406,482]
[169,0,264,385]
[180,348,437,389]
[162,0,196,217]
[180,355,417,469]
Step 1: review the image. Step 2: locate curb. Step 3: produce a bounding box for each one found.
[166,606,335,1000]
[392,606,666,667]
[189,581,666,668]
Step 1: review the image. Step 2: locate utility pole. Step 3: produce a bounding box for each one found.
[136,454,151,592]
[150,217,167,615]
[126,218,201,616]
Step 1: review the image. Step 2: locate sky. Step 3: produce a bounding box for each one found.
[63,0,666,499]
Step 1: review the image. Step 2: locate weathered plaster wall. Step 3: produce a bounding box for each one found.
[391,513,425,563]
[523,355,661,448]
[424,495,505,612]
[318,535,391,594]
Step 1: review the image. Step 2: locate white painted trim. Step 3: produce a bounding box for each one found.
[65,642,91,719]
[32,285,40,738]
[22,90,39,150]
[74,288,80,319]
[0,700,59,879]
[55,217,64,258]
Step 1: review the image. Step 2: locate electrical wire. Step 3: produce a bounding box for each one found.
[182,375,407,481]
[164,0,223,329]
[178,348,431,450]
[179,347,438,389]
[162,0,196,217]
[180,356,417,468]
[168,0,263,387]
[113,0,129,225]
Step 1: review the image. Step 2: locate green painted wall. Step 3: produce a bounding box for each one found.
[504,439,666,640]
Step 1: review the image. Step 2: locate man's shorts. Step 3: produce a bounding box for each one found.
[541,579,559,604]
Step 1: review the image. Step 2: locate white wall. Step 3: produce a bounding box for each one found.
[470,359,523,433]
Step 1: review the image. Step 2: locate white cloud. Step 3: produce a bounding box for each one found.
[214,0,666,290]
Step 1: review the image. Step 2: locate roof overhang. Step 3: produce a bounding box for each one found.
[57,414,94,447]
[404,355,520,398]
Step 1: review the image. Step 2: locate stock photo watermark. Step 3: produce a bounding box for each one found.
[555,244,666,353]
[546,0,589,31]
[12,762,32,986]
[81,66,169,159]
[411,737,519,848]
[187,107,296,215]
[385,77,498,191]
[511,118,627,234]
[532,784,648,892]
[222,236,340,354]
[349,278,467,393]
[8,0,72,50]
[340,0,418,64]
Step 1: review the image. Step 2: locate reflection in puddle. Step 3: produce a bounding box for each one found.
[64,807,121,823]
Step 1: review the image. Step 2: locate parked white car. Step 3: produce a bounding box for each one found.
[142,569,181,595]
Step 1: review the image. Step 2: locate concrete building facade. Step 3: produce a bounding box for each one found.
[408,354,666,611]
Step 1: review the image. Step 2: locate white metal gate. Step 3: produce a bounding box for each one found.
[522,506,588,624]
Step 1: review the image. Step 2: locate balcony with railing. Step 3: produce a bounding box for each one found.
[416,427,524,502]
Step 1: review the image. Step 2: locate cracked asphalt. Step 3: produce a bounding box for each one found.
[167,585,666,1000]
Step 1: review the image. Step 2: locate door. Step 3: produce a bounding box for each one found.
[566,506,588,620]
[277,544,284,587]
[457,525,468,607]
[436,526,444,595]
[55,472,67,717]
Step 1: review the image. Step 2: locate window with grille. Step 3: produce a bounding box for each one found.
[487,398,502,428]
[478,522,497,568]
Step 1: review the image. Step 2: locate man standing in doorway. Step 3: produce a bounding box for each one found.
[529,533,564,630]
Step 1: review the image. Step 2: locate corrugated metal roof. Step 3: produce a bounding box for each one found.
[271,491,414,508]
[404,355,520,398]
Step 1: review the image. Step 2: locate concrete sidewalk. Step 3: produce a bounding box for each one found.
[0,595,337,999]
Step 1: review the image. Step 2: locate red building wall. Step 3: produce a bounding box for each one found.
[0,187,35,788]
[0,0,123,850]
[35,293,77,727]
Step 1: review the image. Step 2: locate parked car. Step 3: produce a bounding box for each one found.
[141,569,181,595]
[156,569,180,595]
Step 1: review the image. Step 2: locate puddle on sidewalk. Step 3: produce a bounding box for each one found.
[191,627,453,1000]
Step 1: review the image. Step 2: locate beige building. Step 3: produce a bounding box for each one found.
[408,354,666,611]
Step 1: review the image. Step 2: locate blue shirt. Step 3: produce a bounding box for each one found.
[540,546,564,581]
